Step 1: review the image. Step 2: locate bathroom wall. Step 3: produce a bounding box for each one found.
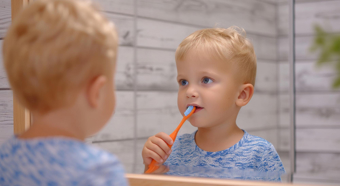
[278,0,340,184]
[0,0,287,177]
[86,0,281,174]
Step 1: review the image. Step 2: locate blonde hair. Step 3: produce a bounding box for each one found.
[3,0,118,113]
[176,27,257,86]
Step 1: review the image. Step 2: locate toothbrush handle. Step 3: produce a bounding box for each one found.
[145,107,196,174]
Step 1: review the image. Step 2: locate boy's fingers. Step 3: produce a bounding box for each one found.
[155,132,173,146]
[143,157,152,166]
[145,147,164,164]
[147,142,167,160]
[150,137,171,156]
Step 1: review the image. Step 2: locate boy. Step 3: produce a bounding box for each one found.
[142,27,285,181]
[0,0,127,185]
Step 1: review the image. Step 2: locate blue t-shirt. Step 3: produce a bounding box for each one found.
[0,136,128,186]
[164,130,285,182]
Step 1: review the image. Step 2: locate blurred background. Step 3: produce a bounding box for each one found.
[0,0,339,185]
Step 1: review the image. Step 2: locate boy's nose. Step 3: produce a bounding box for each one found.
[186,86,199,98]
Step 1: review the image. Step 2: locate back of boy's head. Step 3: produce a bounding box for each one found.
[175,27,257,86]
[3,0,118,113]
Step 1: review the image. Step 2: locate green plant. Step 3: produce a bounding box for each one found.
[310,25,340,89]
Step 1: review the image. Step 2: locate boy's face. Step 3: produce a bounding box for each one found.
[176,49,241,128]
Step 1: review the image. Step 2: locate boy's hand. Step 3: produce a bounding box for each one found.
[142,132,173,171]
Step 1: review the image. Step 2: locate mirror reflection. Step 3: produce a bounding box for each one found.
[90,0,293,182]
[87,0,339,184]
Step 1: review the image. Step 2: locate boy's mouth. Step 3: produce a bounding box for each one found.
[186,104,204,113]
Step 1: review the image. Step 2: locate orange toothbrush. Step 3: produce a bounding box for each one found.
[145,106,196,173]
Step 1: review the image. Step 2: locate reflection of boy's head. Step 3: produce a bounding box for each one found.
[3,0,118,114]
[175,27,257,127]
[175,27,257,86]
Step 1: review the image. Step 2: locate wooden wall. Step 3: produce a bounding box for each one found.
[278,0,340,184]
[85,0,282,174]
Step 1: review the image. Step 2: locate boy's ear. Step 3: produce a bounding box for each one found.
[236,83,254,107]
[87,75,107,108]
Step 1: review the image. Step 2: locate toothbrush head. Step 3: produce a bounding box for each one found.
[184,105,194,116]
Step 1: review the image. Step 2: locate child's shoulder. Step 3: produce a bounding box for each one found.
[243,131,278,153]
[1,136,119,165]
[0,136,127,185]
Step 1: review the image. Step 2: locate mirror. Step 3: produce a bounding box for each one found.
[86,0,296,183]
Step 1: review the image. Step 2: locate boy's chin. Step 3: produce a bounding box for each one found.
[189,120,206,128]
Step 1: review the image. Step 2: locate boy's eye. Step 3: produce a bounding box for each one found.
[202,77,213,84]
[180,79,188,86]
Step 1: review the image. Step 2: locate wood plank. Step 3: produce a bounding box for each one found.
[137,18,277,61]
[280,61,338,93]
[279,93,290,128]
[278,128,290,151]
[91,0,134,15]
[295,152,340,182]
[92,140,135,173]
[136,47,277,93]
[136,91,278,139]
[296,128,340,153]
[136,48,178,91]
[278,3,289,36]
[0,40,10,88]
[293,176,340,186]
[136,0,276,36]
[278,36,288,61]
[0,90,13,125]
[260,0,288,4]
[0,90,13,145]
[295,0,340,35]
[256,62,277,93]
[295,36,320,61]
[296,93,340,127]
[0,0,11,39]
[136,138,147,174]
[295,61,338,92]
[116,46,134,90]
[238,93,277,131]
[0,125,13,145]
[104,13,134,47]
[137,18,197,50]
[277,151,291,183]
[278,1,340,36]
[279,36,319,61]
[279,62,289,93]
[88,91,134,142]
